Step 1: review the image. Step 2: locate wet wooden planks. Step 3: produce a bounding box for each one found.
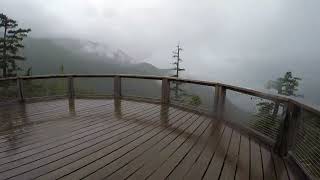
[0,99,297,180]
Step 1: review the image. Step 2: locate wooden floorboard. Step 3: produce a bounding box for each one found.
[1,101,156,142]
[0,100,115,137]
[250,140,263,180]
[261,146,277,180]
[273,151,290,180]
[202,127,233,180]
[0,100,132,140]
[166,122,214,180]
[183,123,226,180]
[0,101,155,146]
[126,115,205,180]
[0,102,157,157]
[98,110,195,180]
[0,102,154,152]
[39,109,184,180]
[0,98,298,180]
[0,104,161,172]
[219,131,241,180]
[147,119,211,180]
[0,99,104,131]
[0,105,166,179]
[235,135,250,180]
[87,111,196,180]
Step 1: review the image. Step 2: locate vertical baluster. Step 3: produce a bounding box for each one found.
[17,78,24,102]
[275,101,301,156]
[214,85,220,115]
[214,85,226,121]
[161,78,170,104]
[68,76,75,99]
[114,76,121,99]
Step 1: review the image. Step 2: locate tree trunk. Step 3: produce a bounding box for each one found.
[272,103,280,118]
[272,89,282,119]
[2,25,7,78]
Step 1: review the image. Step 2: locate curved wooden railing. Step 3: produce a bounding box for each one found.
[0,74,319,179]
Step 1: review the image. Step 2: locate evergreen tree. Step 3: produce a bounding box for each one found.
[171,43,185,100]
[172,43,185,78]
[0,13,31,77]
[171,43,186,101]
[266,72,301,96]
[170,43,202,106]
[253,72,302,137]
[266,71,302,117]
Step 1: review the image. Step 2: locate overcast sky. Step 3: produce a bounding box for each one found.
[1,0,320,91]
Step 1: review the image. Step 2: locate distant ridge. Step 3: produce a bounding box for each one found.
[20,37,169,76]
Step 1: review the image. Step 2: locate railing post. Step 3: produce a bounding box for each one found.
[114,76,121,99]
[161,78,170,104]
[68,76,75,99]
[17,78,24,102]
[288,104,301,150]
[214,85,220,115]
[214,85,226,121]
[275,102,301,156]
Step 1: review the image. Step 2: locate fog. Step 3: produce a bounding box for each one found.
[1,0,320,103]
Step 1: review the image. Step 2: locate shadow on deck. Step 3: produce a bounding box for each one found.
[0,98,303,180]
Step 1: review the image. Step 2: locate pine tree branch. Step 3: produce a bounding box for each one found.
[8,55,26,61]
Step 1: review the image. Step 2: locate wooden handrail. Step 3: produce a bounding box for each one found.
[0,73,319,116]
[114,76,121,99]
[161,78,170,104]
[291,98,320,116]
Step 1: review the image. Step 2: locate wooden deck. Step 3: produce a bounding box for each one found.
[0,99,302,180]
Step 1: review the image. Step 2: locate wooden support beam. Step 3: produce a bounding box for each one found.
[68,77,75,99]
[275,102,301,156]
[114,76,121,99]
[161,78,170,104]
[68,98,75,115]
[287,104,301,151]
[214,85,226,121]
[214,86,220,115]
[17,78,24,102]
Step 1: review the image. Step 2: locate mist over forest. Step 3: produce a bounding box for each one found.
[1,0,320,105]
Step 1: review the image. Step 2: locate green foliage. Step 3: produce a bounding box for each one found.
[257,101,275,115]
[59,64,64,74]
[170,82,202,107]
[24,67,32,76]
[0,80,17,99]
[22,79,46,97]
[253,101,280,136]
[0,13,31,77]
[266,71,301,96]
[253,71,302,139]
[189,95,202,106]
[170,81,186,100]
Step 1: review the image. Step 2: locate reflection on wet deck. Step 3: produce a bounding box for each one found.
[0,99,300,180]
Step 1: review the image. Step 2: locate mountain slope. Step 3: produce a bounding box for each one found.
[21,38,167,76]
[15,38,170,99]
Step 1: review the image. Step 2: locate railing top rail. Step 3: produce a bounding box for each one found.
[0,77,18,81]
[0,73,319,115]
[291,98,320,116]
[219,83,290,102]
[0,74,165,80]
